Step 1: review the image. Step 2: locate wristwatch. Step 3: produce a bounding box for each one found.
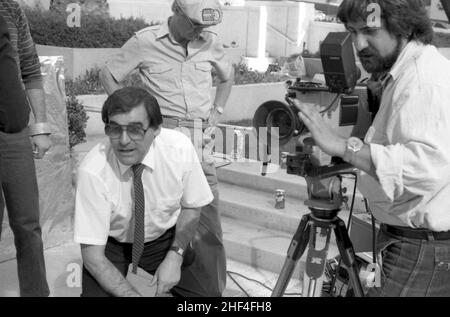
[343,137,364,164]
[169,246,185,258]
[214,104,224,115]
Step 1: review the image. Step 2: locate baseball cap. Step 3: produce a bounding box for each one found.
[174,0,223,26]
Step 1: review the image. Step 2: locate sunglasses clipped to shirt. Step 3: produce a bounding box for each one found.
[105,123,151,141]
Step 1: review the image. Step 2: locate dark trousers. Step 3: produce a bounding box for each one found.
[367,224,450,297]
[162,121,227,297]
[81,227,192,297]
[0,129,49,297]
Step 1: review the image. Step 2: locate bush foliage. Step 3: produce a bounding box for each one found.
[24,7,151,48]
[66,94,88,149]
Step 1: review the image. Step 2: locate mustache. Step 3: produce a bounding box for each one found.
[358,49,376,58]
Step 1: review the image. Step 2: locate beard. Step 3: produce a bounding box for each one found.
[358,39,404,74]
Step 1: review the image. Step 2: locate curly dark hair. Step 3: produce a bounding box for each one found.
[337,0,434,44]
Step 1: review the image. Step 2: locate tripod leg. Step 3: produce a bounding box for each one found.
[333,218,365,297]
[304,222,332,297]
[272,214,311,297]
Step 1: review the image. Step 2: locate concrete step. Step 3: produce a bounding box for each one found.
[221,216,340,282]
[220,181,309,235]
[217,161,309,201]
[219,181,353,235]
[217,161,368,214]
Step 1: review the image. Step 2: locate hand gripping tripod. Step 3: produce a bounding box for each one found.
[271,174,364,297]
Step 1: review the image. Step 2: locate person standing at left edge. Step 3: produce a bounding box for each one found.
[0,0,52,298]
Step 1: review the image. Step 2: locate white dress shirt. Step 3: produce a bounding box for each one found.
[74,128,213,245]
[358,41,450,231]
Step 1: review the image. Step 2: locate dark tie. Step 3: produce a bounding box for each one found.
[131,164,146,274]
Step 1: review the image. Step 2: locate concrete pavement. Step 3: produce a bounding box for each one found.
[0,240,302,297]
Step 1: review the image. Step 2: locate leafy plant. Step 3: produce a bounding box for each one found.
[66,94,89,149]
[24,6,153,48]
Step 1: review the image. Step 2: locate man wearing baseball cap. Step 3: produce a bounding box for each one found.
[100,0,234,297]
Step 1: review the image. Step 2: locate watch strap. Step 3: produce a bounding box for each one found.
[169,246,185,257]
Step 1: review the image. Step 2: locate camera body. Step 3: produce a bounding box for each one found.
[253,32,372,212]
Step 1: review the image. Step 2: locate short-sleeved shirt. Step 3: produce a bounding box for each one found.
[73,128,214,245]
[357,41,450,231]
[106,21,232,120]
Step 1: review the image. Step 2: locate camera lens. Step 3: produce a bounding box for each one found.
[267,108,293,139]
[253,100,304,145]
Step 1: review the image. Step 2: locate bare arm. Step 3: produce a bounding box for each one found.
[99,66,123,96]
[81,244,141,297]
[152,207,201,295]
[172,207,201,250]
[26,88,47,123]
[213,66,234,110]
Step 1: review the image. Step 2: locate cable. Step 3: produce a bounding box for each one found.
[320,93,341,114]
[227,271,251,297]
[364,198,377,266]
[226,270,302,297]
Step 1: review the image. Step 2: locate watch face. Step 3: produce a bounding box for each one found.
[347,137,363,152]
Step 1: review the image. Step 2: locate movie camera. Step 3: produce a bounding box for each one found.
[252,32,371,297]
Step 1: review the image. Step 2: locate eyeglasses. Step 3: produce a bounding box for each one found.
[105,123,150,141]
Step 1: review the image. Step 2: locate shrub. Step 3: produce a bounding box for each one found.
[24,7,152,48]
[69,63,291,96]
[66,68,105,95]
[66,67,149,95]
[229,63,291,85]
[66,94,89,149]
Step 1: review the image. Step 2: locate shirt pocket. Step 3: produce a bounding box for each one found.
[140,63,175,90]
[152,198,180,214]
[194,62,213,87]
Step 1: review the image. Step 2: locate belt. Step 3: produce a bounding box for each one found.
[384,224,450,241]
[162,116,208,130]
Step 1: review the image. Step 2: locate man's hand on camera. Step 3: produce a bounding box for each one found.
[293,99,346,157]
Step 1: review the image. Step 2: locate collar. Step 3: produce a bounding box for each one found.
[388,41,427,83]
[116,141,157,177]
[156,20,171,40]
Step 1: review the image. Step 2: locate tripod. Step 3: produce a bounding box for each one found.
[272,179,364,297]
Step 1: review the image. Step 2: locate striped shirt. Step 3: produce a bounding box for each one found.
[0,0,42,89]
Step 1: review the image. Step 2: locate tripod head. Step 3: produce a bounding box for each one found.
[286,137,354,220]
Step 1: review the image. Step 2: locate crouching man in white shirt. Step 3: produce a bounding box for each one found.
[73,87,213,297]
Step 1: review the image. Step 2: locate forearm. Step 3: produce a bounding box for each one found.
[84,256,141,297]
[172,207,201,250]
[213,69,234,108]
[335,139,377,178]
[26,88,47,123]
[100,67,122,96]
